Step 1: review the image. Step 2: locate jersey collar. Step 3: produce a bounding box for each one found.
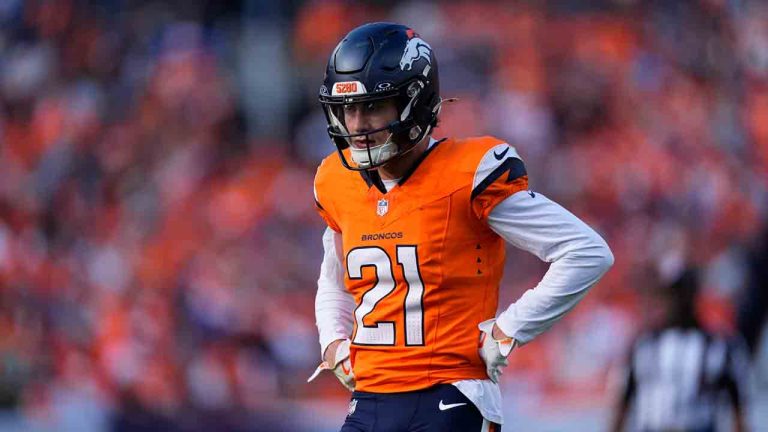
[357,137,445,194]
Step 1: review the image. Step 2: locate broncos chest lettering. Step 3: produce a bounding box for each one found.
[340,190,451,291]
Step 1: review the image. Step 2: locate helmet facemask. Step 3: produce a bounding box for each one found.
[321,78,437,171]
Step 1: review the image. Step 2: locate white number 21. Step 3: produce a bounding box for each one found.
[346,246,425,346]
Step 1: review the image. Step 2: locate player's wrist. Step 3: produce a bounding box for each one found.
[491,323,511,341]
[324,338,345,365]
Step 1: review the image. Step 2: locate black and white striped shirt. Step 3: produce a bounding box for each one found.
[620,326,749,432]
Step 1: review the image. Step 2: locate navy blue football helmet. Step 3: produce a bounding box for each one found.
[319,23,441,170]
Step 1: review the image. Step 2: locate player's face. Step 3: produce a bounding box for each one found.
[343,99,398,149]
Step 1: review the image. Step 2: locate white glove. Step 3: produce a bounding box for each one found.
[478,319,516,383]
[307,338,355,391]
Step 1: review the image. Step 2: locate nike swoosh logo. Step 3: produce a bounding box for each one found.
[438,400,467,411]
[493,147,509,160]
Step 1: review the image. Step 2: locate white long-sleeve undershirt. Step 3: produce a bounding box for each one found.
[315,225,355,357]
[487,191,614,344]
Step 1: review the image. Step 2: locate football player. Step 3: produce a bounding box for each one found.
[308,22,614,431]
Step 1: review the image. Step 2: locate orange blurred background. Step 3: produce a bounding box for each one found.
[0,1,767,431]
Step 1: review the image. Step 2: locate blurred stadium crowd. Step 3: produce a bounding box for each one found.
[0,0,767,431]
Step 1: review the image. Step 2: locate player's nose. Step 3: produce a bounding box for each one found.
[345,109,370,134]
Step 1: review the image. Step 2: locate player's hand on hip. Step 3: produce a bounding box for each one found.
[307,338,355,391]
[323,339,343,365]
[478,319,516,383]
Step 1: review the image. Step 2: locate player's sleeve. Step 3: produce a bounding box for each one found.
[470,143,529,221]
[315,227,354,358]
[314,169,341,233]
[487,191,614,344]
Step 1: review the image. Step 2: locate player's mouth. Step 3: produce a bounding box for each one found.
[351,137,375,149]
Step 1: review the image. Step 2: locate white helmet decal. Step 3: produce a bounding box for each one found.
[399,37,432,71]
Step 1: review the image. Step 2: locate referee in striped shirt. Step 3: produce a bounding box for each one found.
[611,268,749,432]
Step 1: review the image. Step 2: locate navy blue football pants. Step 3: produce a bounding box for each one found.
[340,384,501,432]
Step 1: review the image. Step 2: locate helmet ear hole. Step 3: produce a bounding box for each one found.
[407,82,421,98]
[409,126,421,141]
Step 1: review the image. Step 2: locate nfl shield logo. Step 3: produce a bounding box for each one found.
[376,199,389,216]
[348,399,357,417]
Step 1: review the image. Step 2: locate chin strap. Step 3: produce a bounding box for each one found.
[423,96,457,132]
[434,97,459,110]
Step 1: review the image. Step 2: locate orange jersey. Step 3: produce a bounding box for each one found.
[313,136,529,393]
